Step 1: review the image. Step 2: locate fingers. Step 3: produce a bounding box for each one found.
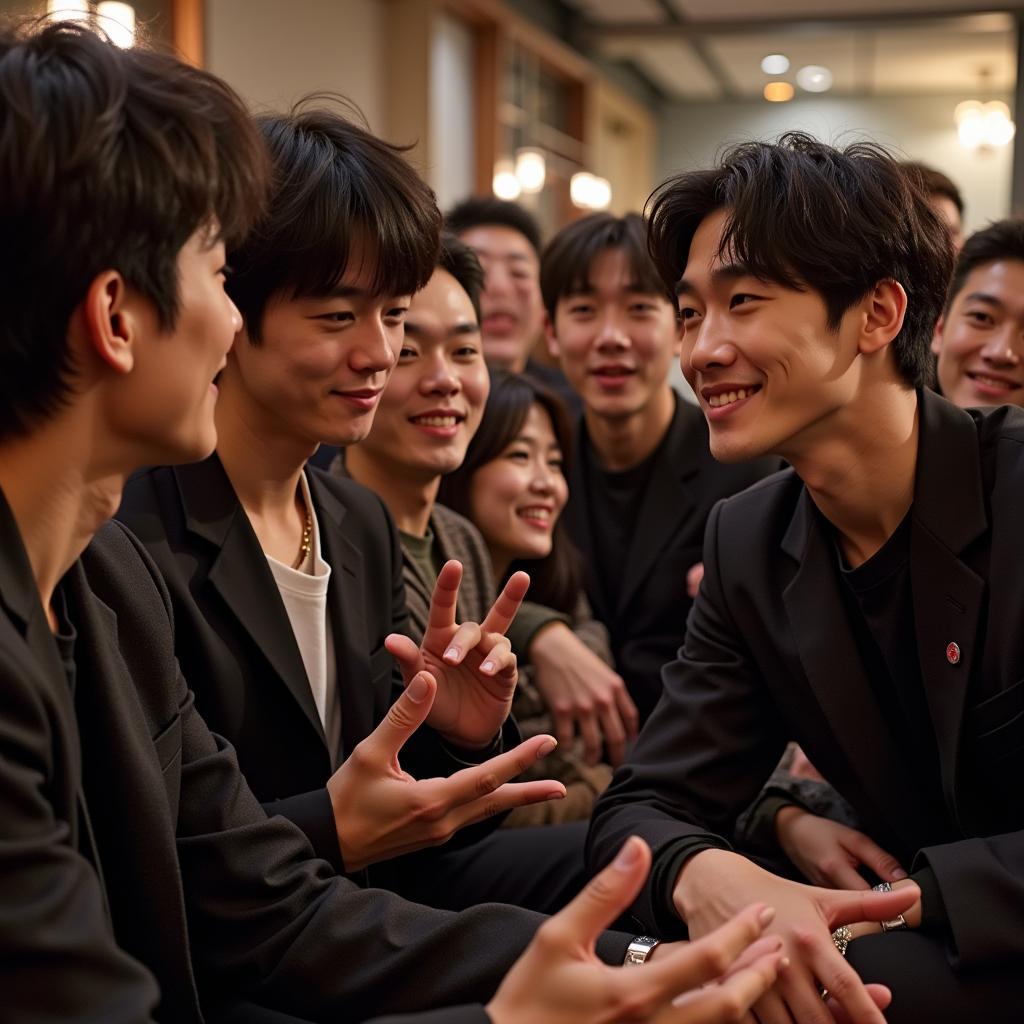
[827,983,892,1023]
[384,633,423,681]
[824,882,919,929]
[480,569,530,636]
[577,705,603,766]
[442,734,561,808]
[802,939,886,1024]
[824,855,871,892]
[425,560,464,633]
[668,947,785,1024]
[643,902,776,995]
[686,561,705,599]
[844,832,907,883]
[449,779,567,831]
[614,683,640,740]
[441,621,481,665]
[545,836,652,947]
[361,671,437,760]
[597,701,628,767]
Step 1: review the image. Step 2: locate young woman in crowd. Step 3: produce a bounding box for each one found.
[437,370,616,823]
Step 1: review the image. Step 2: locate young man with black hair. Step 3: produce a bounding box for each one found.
[0,18,794,1024]
[932,217,1024,409]
[542,212,778,723]
[588,134,1023,1021]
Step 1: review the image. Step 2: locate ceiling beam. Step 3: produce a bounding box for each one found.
[652,0,739,99]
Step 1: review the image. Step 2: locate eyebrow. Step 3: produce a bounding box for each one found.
[961,291,1004,309]
[675,262,754,298]
[404,321,480,338]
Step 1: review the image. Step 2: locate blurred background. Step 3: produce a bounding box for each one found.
[4,0,1021,238]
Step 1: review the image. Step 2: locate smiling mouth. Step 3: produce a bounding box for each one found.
[517,506,553,523]
[968,372,1020,391]
[410,414,463,428]
[706,385,761,409]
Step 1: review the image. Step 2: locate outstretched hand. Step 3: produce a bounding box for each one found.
[327,671,565,872]
[487,836,786,1024]
[386,560,529,748]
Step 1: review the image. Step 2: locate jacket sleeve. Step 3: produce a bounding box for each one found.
[586,500,789,933]
[0,626,162,1022]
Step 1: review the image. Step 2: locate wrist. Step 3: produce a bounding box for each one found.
[673,847,740,923]
[526,619,570,662]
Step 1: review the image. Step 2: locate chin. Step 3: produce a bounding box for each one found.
[707,433,766,465]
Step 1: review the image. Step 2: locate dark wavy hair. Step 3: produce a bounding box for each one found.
[0,18,268,439]
[438,371,582,613]
[647,132,956,390]
[228,98,441,340]
[946,218,1024,312]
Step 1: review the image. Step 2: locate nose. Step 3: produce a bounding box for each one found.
[685,312,736,375]
[595,312,630,352]
[528,459,556,494]
[227,294,243,336]
[349,318,397,375]
[420,352,460,396]
[980,326,1023,366]
[484,263,512,299]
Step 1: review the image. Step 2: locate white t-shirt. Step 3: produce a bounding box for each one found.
[266,473,341,765]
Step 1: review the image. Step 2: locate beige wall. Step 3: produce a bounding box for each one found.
[205,0,385,129]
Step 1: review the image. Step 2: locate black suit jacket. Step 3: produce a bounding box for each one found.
[588,391,1024,968]
[117,457,509,874]
[0,500,564,1023]
[564,394,779,721]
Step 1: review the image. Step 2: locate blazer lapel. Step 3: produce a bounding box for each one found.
[909,392,988,830]
[173,458,326,745]
[615,398,699,617]
[310,473,372,761]
[780,490,935,847]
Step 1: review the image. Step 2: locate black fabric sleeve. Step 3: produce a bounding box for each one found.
[262,789,343,874]
[910,864,948,934]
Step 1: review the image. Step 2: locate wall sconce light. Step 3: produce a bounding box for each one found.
[514,148,546,194]
[492,159,522,201]
[955,99,1016,150]
[47,1,136,48]
[570,172,611,211]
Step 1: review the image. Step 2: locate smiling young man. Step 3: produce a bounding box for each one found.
[932,218,1024,409]
[542,212,778,723]
[588,135,1024,1022]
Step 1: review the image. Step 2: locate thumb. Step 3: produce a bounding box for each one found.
[385,632,424,682]
[548,837,651,949]
[823,881,919,929]
[364,671,437,761]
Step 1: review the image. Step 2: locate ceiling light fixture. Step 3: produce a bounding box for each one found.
[763,82,795,103]
[96,1,135,48]
[493,159,522,201]
[514,148,546,194]
[761,54,790,75]
[796,65,833,93]
[955,99,1016,150]
[570,172,612,211]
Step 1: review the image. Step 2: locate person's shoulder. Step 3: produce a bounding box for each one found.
[119,464,176,512]
[712,465,801,538]
[309,464,393,531]
[432,502,491,565]
[81,520,174,620]
[974,402,1024,451]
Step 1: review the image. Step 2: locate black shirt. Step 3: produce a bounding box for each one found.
[834,512,947,823]
[581,431,664,616]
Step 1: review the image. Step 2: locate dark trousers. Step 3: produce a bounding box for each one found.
[390,821,588,915]
[848,930,1020,1023]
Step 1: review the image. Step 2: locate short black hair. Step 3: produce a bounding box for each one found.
[438,233,485,323]
[946,218,1024,312]
[437,370,582,613]
[901,161,964,216]
[0,18,267,440]
[648,132,955,390]
[445,196,542,256]
[540,212,672,321]
[228,98,441,340]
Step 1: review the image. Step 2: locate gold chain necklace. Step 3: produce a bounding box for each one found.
[291,503,314,571]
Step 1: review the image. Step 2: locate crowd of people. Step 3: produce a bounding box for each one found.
[1,17,1022,1023]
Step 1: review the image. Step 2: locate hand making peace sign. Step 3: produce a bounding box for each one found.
[385,560,529,749]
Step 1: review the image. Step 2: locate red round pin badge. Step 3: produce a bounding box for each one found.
[946,642,961,665]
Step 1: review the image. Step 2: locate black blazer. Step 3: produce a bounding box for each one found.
[117,457,508,874]
[563,394,779,721]
[0,502,567,1023]
[588,391,1024,968]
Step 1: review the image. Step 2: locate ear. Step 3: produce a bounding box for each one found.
[79,271,136,376]
[858,279,907,357]
[930,314,945,357]
[543,311,561,361]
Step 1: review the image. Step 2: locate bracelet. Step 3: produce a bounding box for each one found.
[623,935,660,966]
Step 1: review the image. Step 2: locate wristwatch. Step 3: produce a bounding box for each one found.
[623,935,660,966]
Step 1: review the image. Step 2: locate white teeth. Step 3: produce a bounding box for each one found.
[413,415,458,427]
[519,507,551,521]
[707,387,754,408]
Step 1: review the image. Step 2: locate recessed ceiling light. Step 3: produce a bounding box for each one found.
[796,65,833,93]
[761,54,790,75]
[764,82,795,103]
